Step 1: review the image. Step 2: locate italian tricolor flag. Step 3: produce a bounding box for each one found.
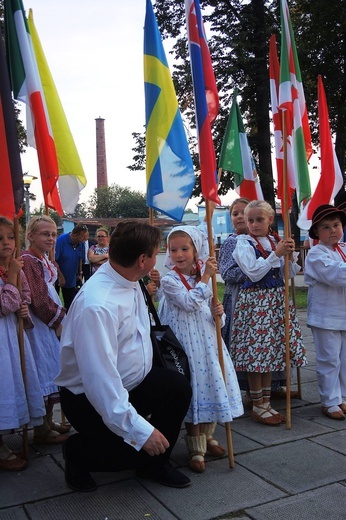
[218,88,263,201]
[5,0,62,215]
[278,0,312,213]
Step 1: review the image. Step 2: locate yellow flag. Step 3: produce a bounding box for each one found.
[28,9,87,213]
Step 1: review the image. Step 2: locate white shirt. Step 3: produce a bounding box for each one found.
[304,242,346,330]
[55,262,154,450]
[233,234,300,281]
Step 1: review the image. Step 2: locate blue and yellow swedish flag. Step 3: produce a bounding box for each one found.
[144,0,195,221]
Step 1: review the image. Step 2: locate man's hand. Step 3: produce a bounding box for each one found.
[142,428,170,456]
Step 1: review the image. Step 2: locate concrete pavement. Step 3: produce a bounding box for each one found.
[1,309,345,520]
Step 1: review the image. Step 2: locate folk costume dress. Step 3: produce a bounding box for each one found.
[0,271,45,431]
[22,250,66,400]
[218,233,246,350]
[159,225,243,425]
[219,233,287,391]
[231,234,306,374]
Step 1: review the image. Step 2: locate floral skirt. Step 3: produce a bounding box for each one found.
[230,286,307,372]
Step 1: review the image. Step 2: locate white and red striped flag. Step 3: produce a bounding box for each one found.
[278,0,312,216]
[297,76,343,230]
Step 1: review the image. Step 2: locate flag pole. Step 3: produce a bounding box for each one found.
[14,217,29,461]
[205,199,234,468]
[281,113,292,429]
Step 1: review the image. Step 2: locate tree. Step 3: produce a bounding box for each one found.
[291,0,346,185]
[129,0,345,209]
[85,184,149,218]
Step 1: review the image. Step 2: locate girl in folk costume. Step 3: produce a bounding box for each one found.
[158,223,243,473]
[231,200,306,426]
[22,216,69,444]
[218,198,295,406]
[0,217,45,471]
[304,204,346,421]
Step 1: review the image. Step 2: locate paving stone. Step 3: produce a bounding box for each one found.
[236,439,346,494]
[309,429,346,455]
[25,481,176,520]
[0,455,68,509]
[246,483,346,520]
[0,507,28,520]
[137,458,287,520]
[230,412,331,447]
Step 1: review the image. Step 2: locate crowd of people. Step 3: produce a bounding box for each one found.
[1,200,345,490]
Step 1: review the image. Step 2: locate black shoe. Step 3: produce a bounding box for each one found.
[62,441,97,492]
[137,463,191,489]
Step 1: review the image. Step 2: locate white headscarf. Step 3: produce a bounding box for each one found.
[164,224,210,270]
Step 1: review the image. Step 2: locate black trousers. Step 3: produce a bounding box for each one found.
[61,287,79,312]
[60,366,191,473]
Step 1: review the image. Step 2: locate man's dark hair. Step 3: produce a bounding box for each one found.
[109,220,161,267]
[72,224,88,235]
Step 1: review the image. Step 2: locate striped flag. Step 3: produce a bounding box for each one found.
[28,9,87,214]
[278,0,312,212]
[5,0,63,215]
[144,0,195,221]
[219,89,263,200]
[269,34,294,213]
[297,76,343,230]
[185,0,220,204]
[0,23,24,220]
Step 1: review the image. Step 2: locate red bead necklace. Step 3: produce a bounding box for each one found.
[250,234,277,259]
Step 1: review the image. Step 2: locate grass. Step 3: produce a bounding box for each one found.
[217,282,307,310]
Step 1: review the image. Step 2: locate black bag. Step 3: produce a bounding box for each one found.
[140,280,190,382]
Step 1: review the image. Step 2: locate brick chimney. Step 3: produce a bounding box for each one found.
[95,117,108,188]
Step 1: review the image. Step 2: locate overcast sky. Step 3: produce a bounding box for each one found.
[20,0,319,213]
[21,0,151,209]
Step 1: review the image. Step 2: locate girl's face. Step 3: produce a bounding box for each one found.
[0,225,15,264]
[28,222,57,255]
[315,217,343,247]
[231,203,248,235]
[169,234,195,275]
[246,207,273,237]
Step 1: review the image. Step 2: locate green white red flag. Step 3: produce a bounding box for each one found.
[297,76,343,230]
[5,0,63,215]
[278,0,312,214]
[218,89,263,201]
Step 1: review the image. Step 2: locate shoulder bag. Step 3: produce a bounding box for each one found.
[139,280,190,382]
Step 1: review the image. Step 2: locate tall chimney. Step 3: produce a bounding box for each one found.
[95,117,108,188]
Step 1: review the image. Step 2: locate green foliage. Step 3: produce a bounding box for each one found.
[84,183,149,218]
[129,0,346,205]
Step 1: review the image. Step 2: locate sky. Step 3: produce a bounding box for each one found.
[20,0,153,210]
[19,0,320,214]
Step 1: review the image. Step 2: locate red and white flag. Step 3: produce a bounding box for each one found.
[297,76,343,230]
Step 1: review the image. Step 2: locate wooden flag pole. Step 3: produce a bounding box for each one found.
[205,199,234,468]
[14,217,29,461]
[290,277,302,399]
[282,113,292,429]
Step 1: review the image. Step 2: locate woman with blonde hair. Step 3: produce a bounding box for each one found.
[88,227,110,274]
